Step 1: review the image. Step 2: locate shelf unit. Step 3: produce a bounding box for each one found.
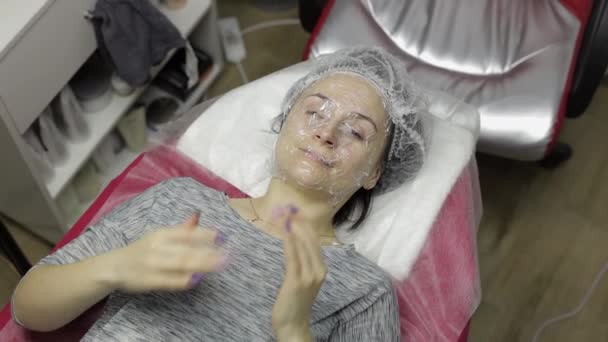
[46,62,224,198]
[58,63,223,224]
[46,87,148,198]
[64,149,138,227]
[0,0,224,242]
[0,0,50,60]
[46,0,216,199]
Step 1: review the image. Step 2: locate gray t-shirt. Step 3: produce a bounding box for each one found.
[16,177,399,341]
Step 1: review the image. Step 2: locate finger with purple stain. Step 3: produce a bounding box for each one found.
[215,254,231,271]
[285,217,292,232]
[271,204,298,232]
[287,204,299,214]
[272,206,285,220]
[285,204,298,232]
[190,273,204,287]
[214,231,228,246]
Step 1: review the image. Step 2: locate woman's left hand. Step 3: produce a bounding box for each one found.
[271,206,327,342]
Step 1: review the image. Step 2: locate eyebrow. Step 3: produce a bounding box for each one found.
[308,93,378,132]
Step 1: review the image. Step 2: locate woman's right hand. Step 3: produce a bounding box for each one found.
[106,213,229,293]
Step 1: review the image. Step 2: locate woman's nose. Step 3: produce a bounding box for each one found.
[314,122,337,147]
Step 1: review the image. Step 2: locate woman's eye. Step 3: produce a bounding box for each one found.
[346,125,364,140]
[307,110,328,120]
[349,128,364,140]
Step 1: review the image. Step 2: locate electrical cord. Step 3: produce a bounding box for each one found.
[236,62,249,84]
[241,18,300,36]
[531,259,608,342]
[234,18,301,84]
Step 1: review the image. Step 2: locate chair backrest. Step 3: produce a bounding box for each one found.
[310,0,582,160]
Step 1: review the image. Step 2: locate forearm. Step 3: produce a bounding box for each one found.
[277,334,312,342]
[275,325,313,342]
[12,252,119,332]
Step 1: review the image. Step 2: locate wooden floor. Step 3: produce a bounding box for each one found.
[471,85,608,342]
[1,1,607,341]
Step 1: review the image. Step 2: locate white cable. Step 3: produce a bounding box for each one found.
[234,18,299,84]
[531,259,608,342]
[236,62,249,84]
[241,18,300,35]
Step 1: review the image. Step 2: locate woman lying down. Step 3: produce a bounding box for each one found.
[12,47,427,341]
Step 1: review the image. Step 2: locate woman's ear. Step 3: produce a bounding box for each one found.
[363,164,383,190]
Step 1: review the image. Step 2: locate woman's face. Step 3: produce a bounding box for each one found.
[274,72,390,200]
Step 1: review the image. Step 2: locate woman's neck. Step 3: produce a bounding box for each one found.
[252,178,342,237]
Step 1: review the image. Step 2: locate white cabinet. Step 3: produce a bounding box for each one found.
[0,0,98,134]
[0,0,224,242]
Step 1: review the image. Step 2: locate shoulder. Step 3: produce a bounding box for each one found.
[152,176,214,192]
[114,177,223,224]
[321,248,398,330]
[149,177,223,201]
[107,177,216,216]
[114,177,228,239]
[141,176,230,215]
[324,247,395,298]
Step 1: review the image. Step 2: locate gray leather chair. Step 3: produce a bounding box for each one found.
[301,0,605,165]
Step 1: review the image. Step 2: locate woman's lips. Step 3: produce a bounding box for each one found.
[300,148,333,167]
